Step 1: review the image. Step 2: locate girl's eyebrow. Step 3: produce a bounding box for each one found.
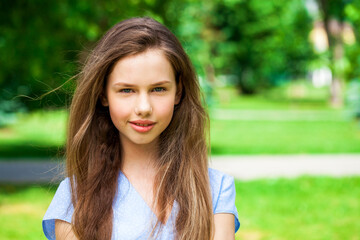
[113,82,135,87]
[113,80,171,87]
[150,80,171,86]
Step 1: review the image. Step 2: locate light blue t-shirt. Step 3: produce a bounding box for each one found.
[42,168,240,239]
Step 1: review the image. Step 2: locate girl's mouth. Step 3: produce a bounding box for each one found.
[129,120,156,133]
[133,123,151,126]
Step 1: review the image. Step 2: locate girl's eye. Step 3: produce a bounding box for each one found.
[153,87,166,92]
[119,89,133,93]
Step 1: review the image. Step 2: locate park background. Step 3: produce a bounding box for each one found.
[0,0,359,239]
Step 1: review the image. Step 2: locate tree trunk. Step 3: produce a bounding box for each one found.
[330,41,344,107]
[317,0,344,107]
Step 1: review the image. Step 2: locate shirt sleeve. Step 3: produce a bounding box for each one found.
[209,168,240,233]
[42,178,74,240]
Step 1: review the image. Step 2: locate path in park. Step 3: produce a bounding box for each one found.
[0,154,359,183]
[209,154,360,180]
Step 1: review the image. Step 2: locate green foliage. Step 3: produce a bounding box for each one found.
[208,0,315,93]
[0,0,317,110]
[1,0,359,113]
[344,0,360,81]
[0,0,172,110]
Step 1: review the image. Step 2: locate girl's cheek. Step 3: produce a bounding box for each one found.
[108,100,133,121]
[112,97,133,112]
[157,102,175,116]
[115,105,132,117]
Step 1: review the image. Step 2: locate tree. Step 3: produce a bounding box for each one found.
[0,0,173,111]
[208,0,314,94]
[316,0,349,107]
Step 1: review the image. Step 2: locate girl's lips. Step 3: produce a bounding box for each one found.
[129,120,156,133]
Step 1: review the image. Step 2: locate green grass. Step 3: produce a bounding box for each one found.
[209,85,360,155]
[0,184,57,240]
[210,119,360,154]
[235,177,360,240]
[213,84,332,110]
[0,110,67,158]
[1,177,359,240]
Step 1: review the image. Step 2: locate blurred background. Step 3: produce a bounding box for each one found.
[0,0,359,239]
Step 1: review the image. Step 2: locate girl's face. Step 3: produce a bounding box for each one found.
[103,49,180,147]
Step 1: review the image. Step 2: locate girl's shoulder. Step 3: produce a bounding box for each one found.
[208,167,240,232]
[208,167,235,189]
[42,178,73,240]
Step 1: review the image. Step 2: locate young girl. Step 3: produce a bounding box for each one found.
[43,17,239,240]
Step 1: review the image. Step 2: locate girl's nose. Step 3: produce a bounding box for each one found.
[134,93,152,116]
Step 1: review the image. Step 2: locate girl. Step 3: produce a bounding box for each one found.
[43,17,239,240]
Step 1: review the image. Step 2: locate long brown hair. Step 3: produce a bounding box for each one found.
[66,17,213,240]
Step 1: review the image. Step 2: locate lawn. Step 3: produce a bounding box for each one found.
[0,184,56,240]
[234,177,360,240]
[1,176,359,240]
[209,87,360,154]
[211,119,360,154]
[0,110,67,158]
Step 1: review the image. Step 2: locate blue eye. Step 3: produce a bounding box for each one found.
[153,87,166,92]
[120,89,133,93]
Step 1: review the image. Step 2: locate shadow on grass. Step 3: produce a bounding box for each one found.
[0,183,59,193]
[0,143,64,160]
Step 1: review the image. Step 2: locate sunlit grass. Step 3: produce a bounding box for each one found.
[0,185,56,240]
[235,177,360,240]
[0,110,67,158]
[211,119,360,154]
[210,85,360,155]
[2,109,67,146]
[213,82,332,110]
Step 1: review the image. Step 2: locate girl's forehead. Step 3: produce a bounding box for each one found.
[116,49,168,66]
[108,49,175,85]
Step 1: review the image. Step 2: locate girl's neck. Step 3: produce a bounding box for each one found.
[120,137,158,178]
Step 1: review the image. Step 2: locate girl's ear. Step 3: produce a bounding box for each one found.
[100,94,109,107]
[175,82,182,105]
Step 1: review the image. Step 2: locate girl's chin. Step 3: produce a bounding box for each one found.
[120,136,160,147]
